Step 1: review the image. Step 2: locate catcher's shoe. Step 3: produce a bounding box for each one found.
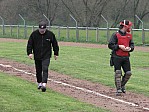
[37,83,42,89]
[121,86,126,93]
[116,89,122,96]
[41,86,46,92]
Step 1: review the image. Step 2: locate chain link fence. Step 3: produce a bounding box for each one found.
[0,24,149,45]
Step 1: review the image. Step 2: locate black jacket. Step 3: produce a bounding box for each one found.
[27,29,59,60]
[108,30,134,57]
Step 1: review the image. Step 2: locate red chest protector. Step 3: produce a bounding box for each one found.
[116,33,132,56]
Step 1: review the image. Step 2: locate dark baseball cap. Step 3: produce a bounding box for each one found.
[39,21,47,29]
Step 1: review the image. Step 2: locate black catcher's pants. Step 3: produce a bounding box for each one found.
[113,57,131,73]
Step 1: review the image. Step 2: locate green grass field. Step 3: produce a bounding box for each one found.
[0,40,149,95]
[0,72,109,112]
[0,40,149,111]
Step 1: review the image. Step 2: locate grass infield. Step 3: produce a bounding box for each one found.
[0,72,109,112]
[0,41,149,97]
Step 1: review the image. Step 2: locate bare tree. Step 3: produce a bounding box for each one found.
[109,0,149,28]
[0,0,149,28]
[110,0,129,27]
[61,0,110,27]
[26,0,60,25]
[133,0,140,28]
[35,0,60,25]
[61,0,84,26]
[0,0,24,24]
[83,0,110,27]
[133,0,149,28]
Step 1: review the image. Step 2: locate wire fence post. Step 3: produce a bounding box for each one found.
[10,25,12,36]
[70,14,79,42]
[17,25,19,38]
[58,26,60,39]
[86,27,89,41]
[32,25,34,32]
[135,15,145,45]
[43,14,50,30]
[66,26,69,40]
[96,27,99,42]
[19,14,27,38]
[0,16,5,35]
[101,15,109,42]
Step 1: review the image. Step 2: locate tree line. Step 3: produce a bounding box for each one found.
[0,0,149,28]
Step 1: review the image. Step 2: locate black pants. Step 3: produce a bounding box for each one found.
[113,56,131,73]
[35,59,50,83]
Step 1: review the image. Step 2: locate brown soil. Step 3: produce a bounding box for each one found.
[0,38,149,112]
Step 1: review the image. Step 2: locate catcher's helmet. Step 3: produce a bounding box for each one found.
[119,20,132,32]
[120,20,132,28]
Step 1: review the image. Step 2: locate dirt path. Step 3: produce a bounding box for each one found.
[0,38,149,112]
[0,38,149,52]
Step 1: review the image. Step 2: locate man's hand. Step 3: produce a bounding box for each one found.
[28,54,33,59]
[119,45,126,51]
[125,47,131,51]
[54,55,58,60]
[119,45,131,51]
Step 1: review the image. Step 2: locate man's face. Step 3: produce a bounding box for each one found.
[123,25,131,33]
[124,26,132,33]
[39,28,46,34]
[127,27,131,33]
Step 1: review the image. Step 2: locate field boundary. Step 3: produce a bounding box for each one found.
[1,63,149,111]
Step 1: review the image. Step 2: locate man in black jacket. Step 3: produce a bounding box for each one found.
[108,20,134,96]
[27,21,59,92]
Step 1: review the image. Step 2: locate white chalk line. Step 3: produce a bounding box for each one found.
[0,63,149,111]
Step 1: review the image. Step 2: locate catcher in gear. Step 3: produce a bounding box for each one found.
[108,20,134,96]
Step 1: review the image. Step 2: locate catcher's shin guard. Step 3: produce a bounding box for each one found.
[121,71,132,87]
[115,70,122,91]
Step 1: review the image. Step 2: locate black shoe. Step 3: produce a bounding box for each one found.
[41,86,46,92]
[116,89,122,96]
[37,85,42,89]
[121,86,126,93]
[37,83,42,89]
